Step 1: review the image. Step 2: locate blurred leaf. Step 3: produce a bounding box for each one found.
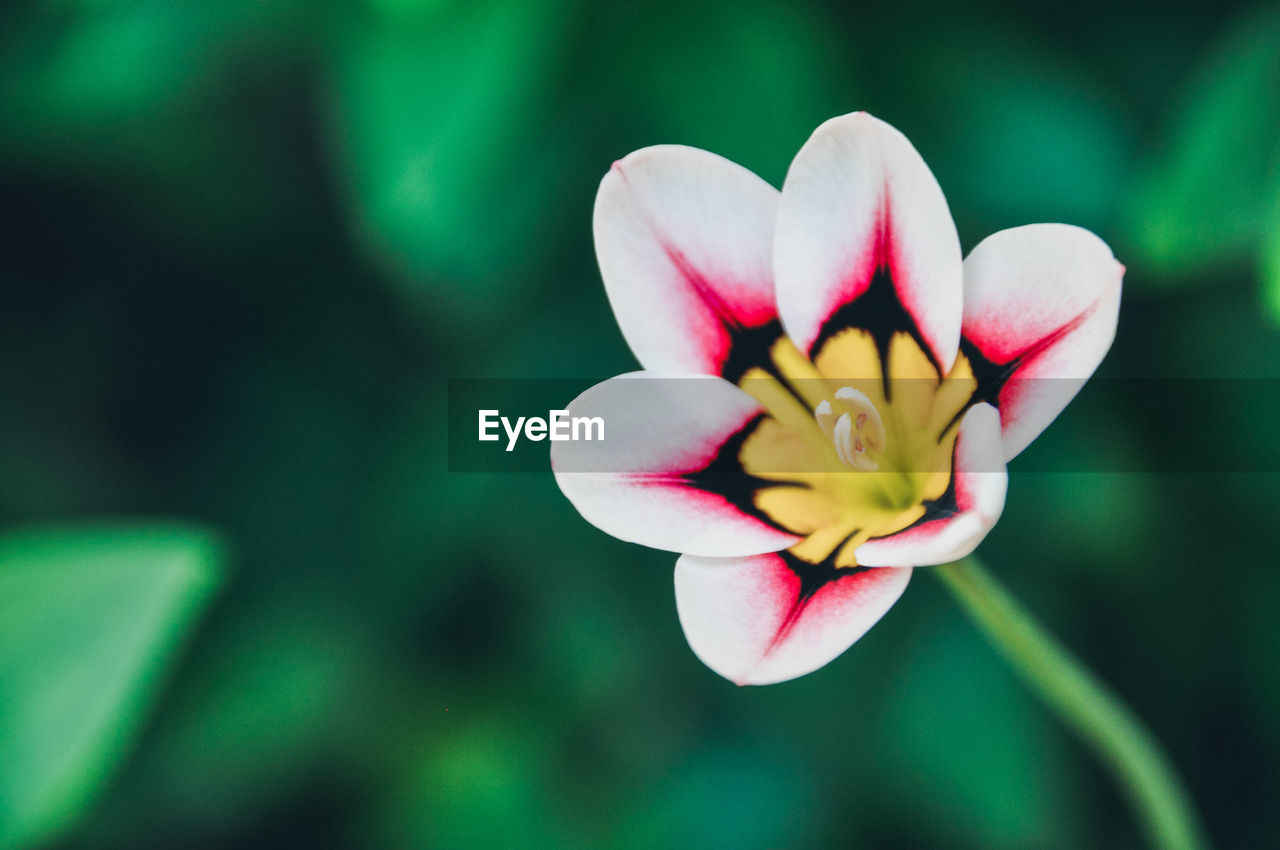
[1,0,309,134]
[998,473,1162,583]
[0,524,223,850]
[876,610,1084,848]
[614,0,843,186]
[1123,4,1280,280]
[617,746,812,850]
[0,0,317,248]
[1263,186,1280,324]
[377,719,563,850]
[84,597,390,843]
[332,0,574,305]
[913,35,1134,235]
[361,0,451,24]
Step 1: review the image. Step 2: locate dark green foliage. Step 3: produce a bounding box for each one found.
[0,0,1276,847]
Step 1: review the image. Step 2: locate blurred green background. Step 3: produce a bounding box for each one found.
[2,0,1279,847]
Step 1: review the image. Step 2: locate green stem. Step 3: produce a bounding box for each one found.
[933,557,1209,850]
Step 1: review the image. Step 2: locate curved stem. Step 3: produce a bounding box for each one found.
[932,557,1210,850]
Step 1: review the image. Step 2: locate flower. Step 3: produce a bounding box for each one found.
[552,113,1122,685]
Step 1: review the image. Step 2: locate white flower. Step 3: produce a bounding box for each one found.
[553,113,1123,685]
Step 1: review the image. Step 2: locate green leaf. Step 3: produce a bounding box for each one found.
[617,747,813,850]
[914,36,1133,234]
[1,0,310,134]
[332,0,574,301]
[0,523,224,850]
[876,609,1084,848]
[85,600,388,840]
[615,0,844,187]
[1262,182,1280,325]
[1124,5,1280,279]
[377,719,564,849]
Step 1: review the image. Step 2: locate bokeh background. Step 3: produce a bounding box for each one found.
[2,0,1279,847]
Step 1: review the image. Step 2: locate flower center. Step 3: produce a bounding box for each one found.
[814,387,887,472]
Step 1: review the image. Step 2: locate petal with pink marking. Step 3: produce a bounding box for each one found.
[961,224,1123,460]
[855,403,1007,567]
[775,112,963,375]
[552,373,801,558]
[675,551,911,685]
[594,146,781,379]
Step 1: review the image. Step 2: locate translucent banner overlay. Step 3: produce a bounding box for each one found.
[448,378,1280,473]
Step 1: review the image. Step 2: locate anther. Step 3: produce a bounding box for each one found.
[815,387,887,471]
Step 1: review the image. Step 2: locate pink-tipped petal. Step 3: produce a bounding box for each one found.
[961,224,1123,460]
[675,552,911,685]
[552,373,800,558]
[594,146,781,378]
[855,403,1007,567]
[775,112,963,373]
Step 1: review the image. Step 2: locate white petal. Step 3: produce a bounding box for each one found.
[855,403,1007,567]
[775,112,963,373]
[594,145,780,378]
[552,373,799,558]
[961,224,1123,459]
[675,552,911,686]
